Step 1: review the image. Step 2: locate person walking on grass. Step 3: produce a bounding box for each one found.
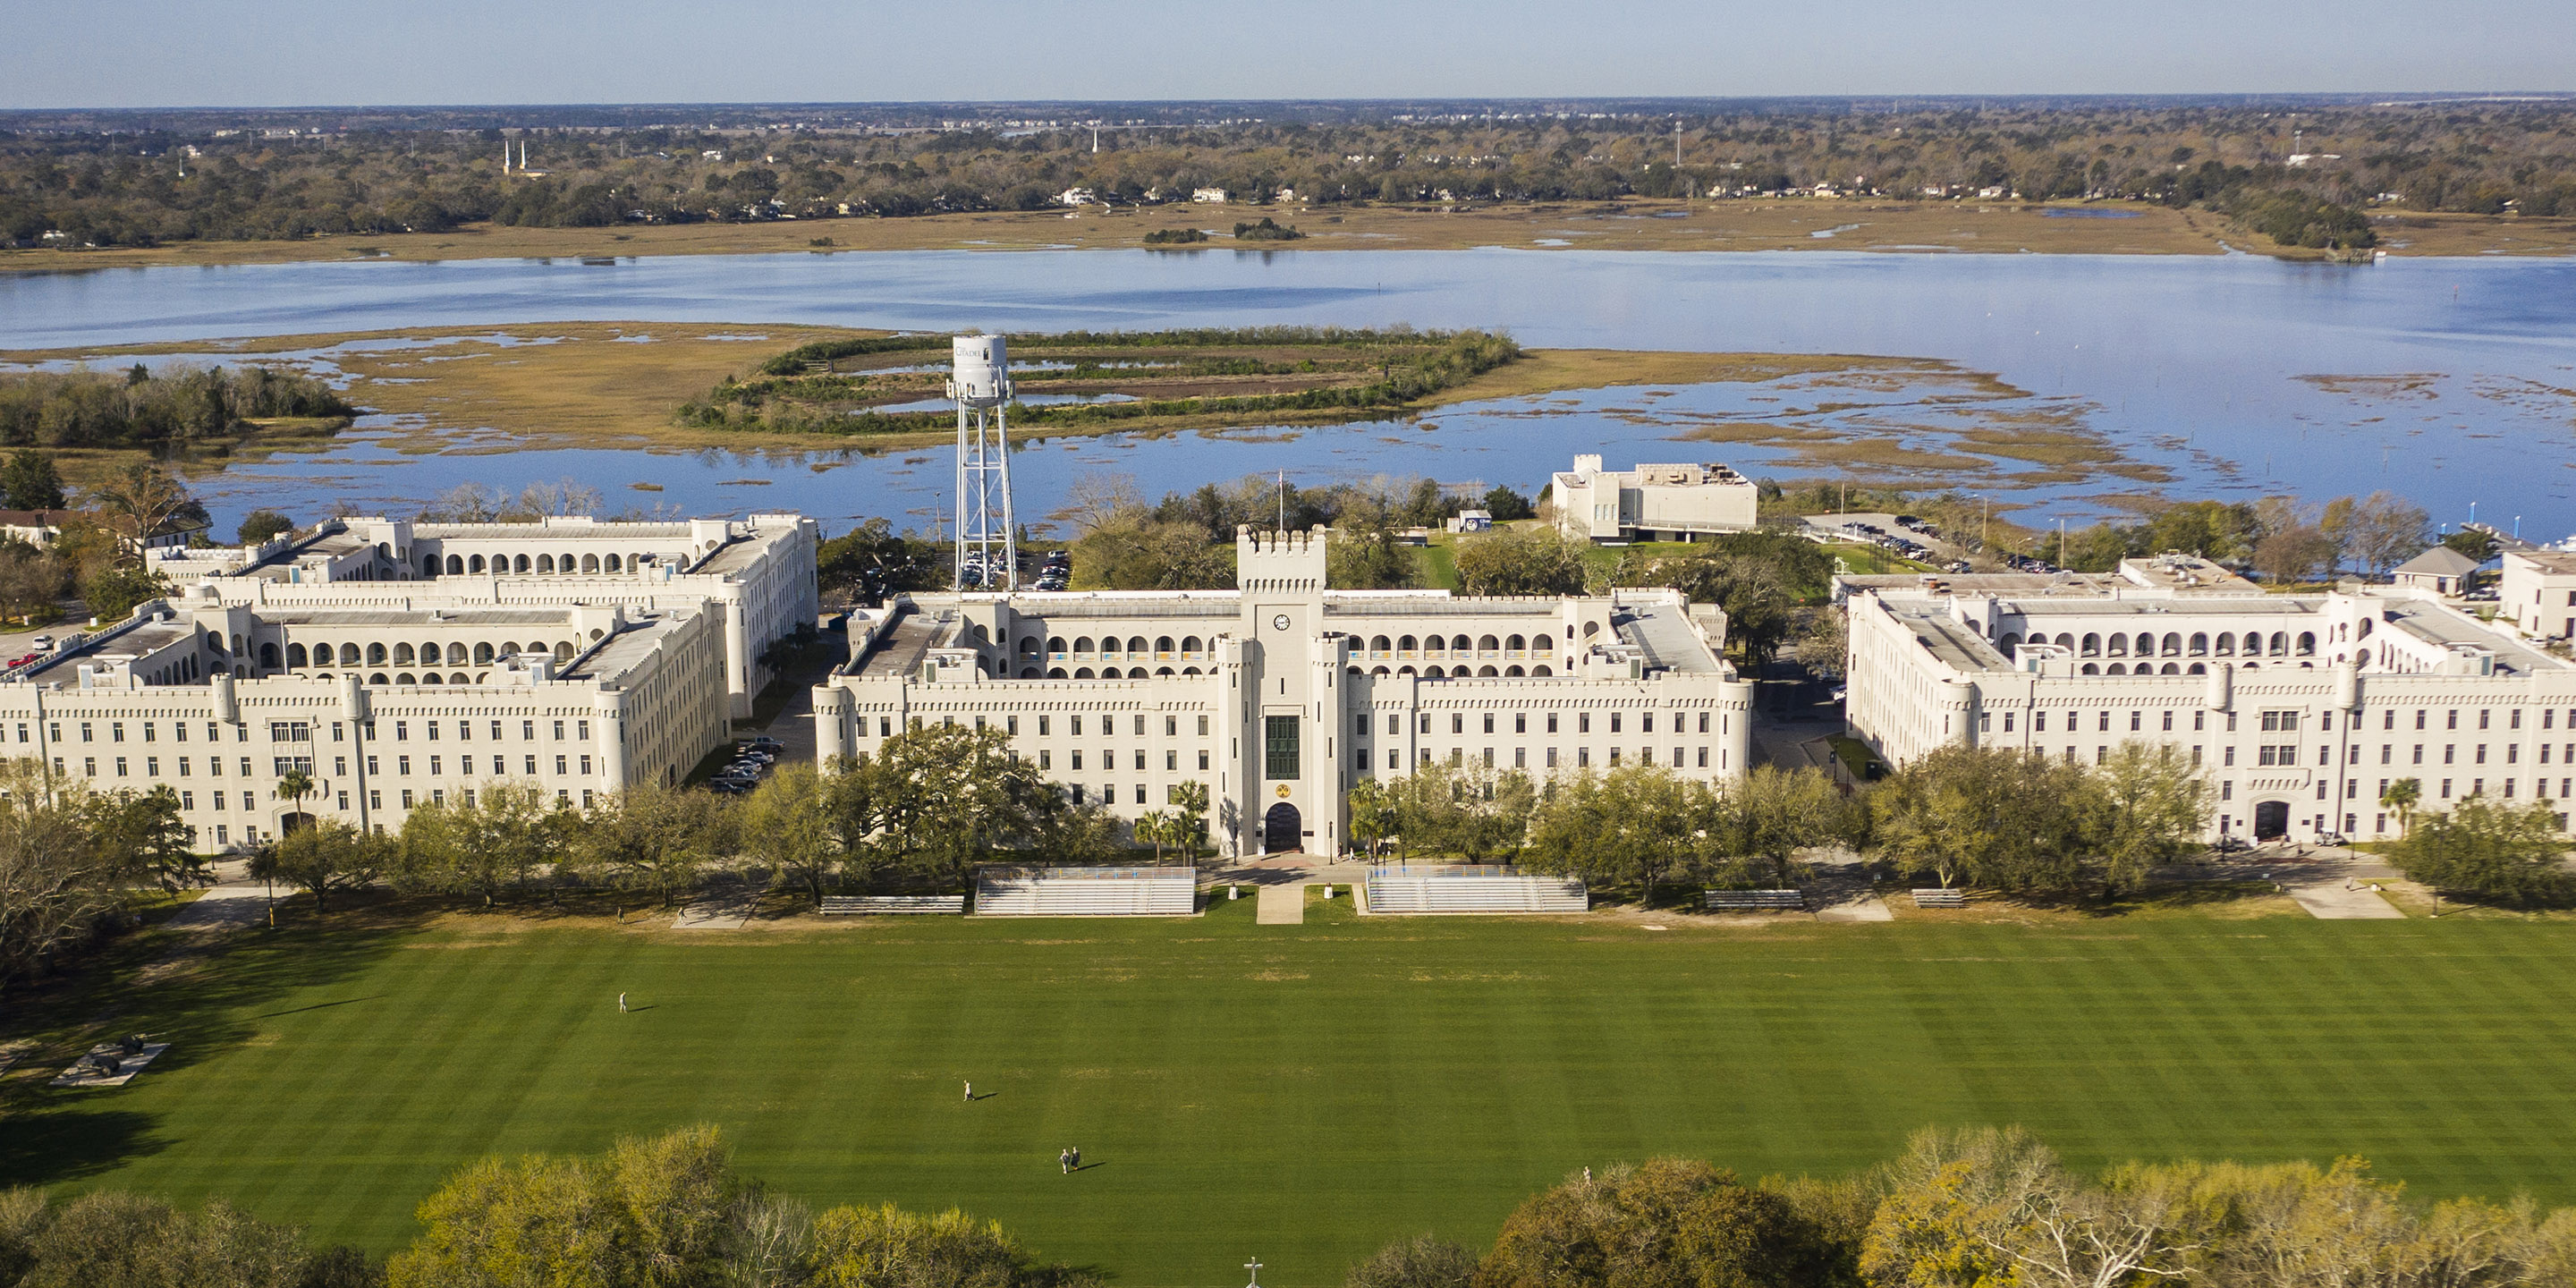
[964,1080,972,1102]
[618,992,627,1013]
[1070,1145,1081,1172]
[1060,1148,1072,1174]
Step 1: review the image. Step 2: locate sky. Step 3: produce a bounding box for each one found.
[2,0,2572,108]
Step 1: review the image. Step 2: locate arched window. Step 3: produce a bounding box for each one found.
[1184,636,1205,653]
[1157,666,1174,676]
[969,623,988,644]
[1156,636,1175,653]
[1185,666,1203,675]
[1505,665,1525,677]
[554,641,573,661]
[256,642,279,668]
[2269,631,2288,657]
[1371,666,1390,676]
[1048,667,1067,679]
[1426,665,1446,678]
[1451,634,1472,652]
[2358,617,2373,640]
[1073,636,1094,654]
[2106,634,2128,657]
[2187,663,2206,675]
[1074,667,1095,679]
[2161,663,2180,674]
[2080,633,2101,657]
[559,553,575,573]
[370,673,388,685]
[605,555,621,572]
[1478,665,1498,676]
[582,554,600,573]
[2052,633,2072,650]
[1369,635,1391,653]
[286,643,309,668]
[468,555,486,573]
[2296,631,2316,656]
[395,673,415,685]
[2106,663,2127,675]
[474,642,495,665]
[2080,663,2098,675]
[1399,635,1419,651]
[1047,636,1066,654]
[1506,634,1526,651]
[536,555,555,574]
[1127,635,1148,654]
[421,555,438,576]
[1583,622,1600,638]
[1478,634,1500,652]
[2215,632,2235,656]
[420,672,442,685]
[394,643,415,665]
[445,555,464,575]
[2189,632,2207,656]
[1398,665,1417,676]
[1532,665,1554,676]
[1019,638,1039,657]
[514,555,531,573]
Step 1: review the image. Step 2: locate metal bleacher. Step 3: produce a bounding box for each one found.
[1362,865,1589,914]
[819,894,965,915]
[1704,889,1806,911]
[972,866,1199,917]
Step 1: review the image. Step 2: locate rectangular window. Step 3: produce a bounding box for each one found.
[2448,710,2460,730]
[2221,782,2233,801]
[1355,714,1369,736]
[2098,711,2111,733]
[525,756,538,775]
[2224,747,2235,767]
[523,721,536,740]
[2480,709,2491,730]
[2131,711,2142,732]
[1452,713,1464,734]
[239,758,251,776]
[553,720,565,740]
[1483,713,1496,735]
[427,722,439,742]
[1642,712,1655,734]
[428,756,442,775]
[1009,716,1021,736]
[1198,751,1211,771]
[212,788,225,809]
[1072,750,1084,771]
[1610,713,1623,733]
[577,721,589,740]
[401,790,413,809]
[1039,750,1052,770]
[1166,750,1177,771]
[2190,745,2202,767]
[1072,715,1085,736]
[579,756,593,775]
[2004,713,2015,733]
[1135,784,1148,804]
[2036,712,2048,733]
[1133,750,1146,771]
[1198,715,1209,736]
[1546,748,1559,768]
[1546,712,1560,734]
[1264,716,1301,779]
[395,721,409,741]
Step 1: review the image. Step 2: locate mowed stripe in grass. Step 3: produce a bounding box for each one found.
[11,907,2576,1288]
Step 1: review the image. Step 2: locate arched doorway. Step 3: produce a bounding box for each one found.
[2253,801,2290,842]
[1263,802,1302,854]
[279,811,317,835]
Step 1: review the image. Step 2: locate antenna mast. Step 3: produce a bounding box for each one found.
[949,335,1018,592]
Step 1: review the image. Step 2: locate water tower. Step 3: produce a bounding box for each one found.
[948,335,1017,592]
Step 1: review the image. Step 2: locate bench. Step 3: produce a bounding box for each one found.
[1911,888,1968,908]
[1704,889,1806,911]
[819,895,966,916]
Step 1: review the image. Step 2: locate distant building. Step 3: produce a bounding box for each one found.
[1549,455,1759,543]
[1448,509,1494,533]
[1191,187,1229,203]
[0,509,73,547]
[2499,549,2576,640]
[2392,546,2482,597]
[1055,187,1100,207]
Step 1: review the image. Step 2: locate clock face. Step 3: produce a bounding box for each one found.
[1272,614,1292,631]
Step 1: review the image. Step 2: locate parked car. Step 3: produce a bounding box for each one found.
[30,635,53,651]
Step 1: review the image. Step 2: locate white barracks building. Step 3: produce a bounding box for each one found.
[0,513,816,849]
[1844,557,2576,843]
[816,528,1754,857]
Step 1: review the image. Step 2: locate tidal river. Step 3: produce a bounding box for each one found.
[4,248,2572,538]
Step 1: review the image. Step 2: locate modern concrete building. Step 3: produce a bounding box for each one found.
[1843,567,2576,843]
[815,528,1755,858]
[1549,455,1759,543]
[2499,548,2576,641]
[149,513,818,718]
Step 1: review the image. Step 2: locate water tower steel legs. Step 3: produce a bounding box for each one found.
[954,402,1015,592]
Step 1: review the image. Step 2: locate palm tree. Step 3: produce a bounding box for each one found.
[276,767,315,825]
[2380,777,2422,837]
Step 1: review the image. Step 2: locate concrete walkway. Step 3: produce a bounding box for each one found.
[1255,882,1306,925]
[159,861,278,932]
[2287,881,2407,919]
[674,886,760,929]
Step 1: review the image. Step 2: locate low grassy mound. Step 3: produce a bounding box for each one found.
[676,326,1522,438]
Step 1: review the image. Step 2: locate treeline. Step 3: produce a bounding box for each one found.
[15,101,2571,250]
[0,764,203,992]
[2039,492,2439,582]
[1063,470,1507,595]
[1360,1125,2576,1288]
[0,365,355,451]
[245,725,1155,921]
[0,1125,1088,1288]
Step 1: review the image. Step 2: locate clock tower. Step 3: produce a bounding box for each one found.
[1235,526,1335,857]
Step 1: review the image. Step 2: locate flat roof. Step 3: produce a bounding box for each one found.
[1612,601,1724,674]
[558,613,691,682]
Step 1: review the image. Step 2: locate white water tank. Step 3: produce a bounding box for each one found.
[948,335,1012,408]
